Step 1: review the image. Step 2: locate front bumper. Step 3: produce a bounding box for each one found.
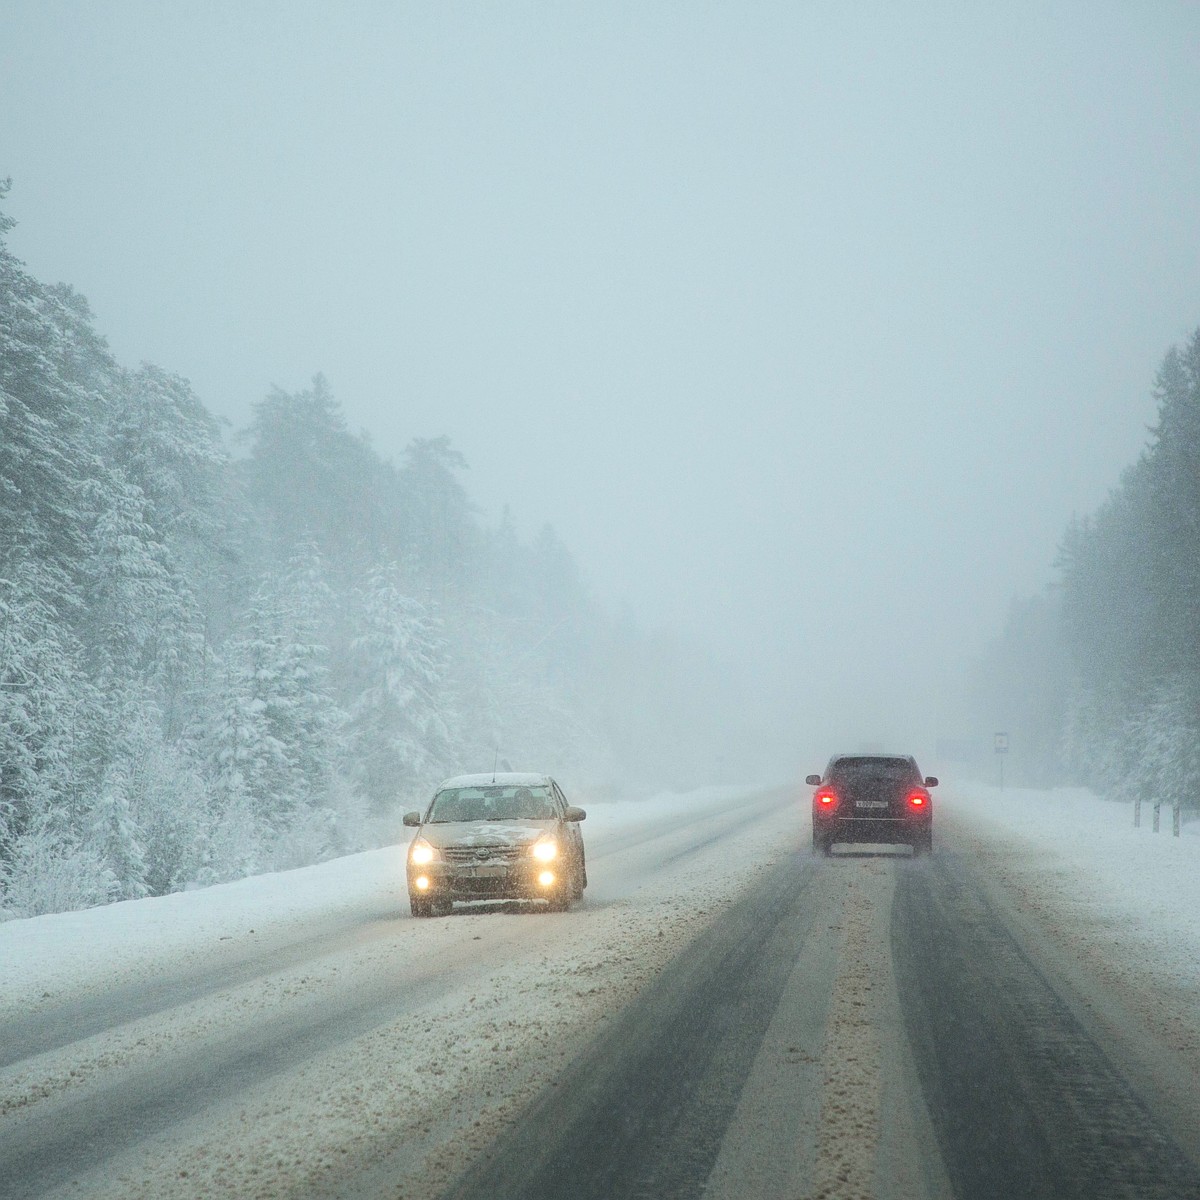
[406,858,564,903]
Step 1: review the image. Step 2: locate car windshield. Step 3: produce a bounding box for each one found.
[426,785,557,822]
[829,757,919,783]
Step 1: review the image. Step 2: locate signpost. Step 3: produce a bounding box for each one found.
[994,731,1009,791]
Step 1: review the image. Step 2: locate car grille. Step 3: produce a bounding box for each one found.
[441,845,525,864]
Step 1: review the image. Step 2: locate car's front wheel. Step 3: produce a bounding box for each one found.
[545,865,577,911]
[410,893,434,918]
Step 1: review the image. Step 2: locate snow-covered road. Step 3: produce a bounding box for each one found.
[0,785,799,1199]
[2,783,1199,1199]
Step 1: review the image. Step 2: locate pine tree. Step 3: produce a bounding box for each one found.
[88,766,149,902]
[348,564,454,811]
[80,471,180,681]
[209,554,345,841]
[1143,333,1200,682]
[240,375,394,571]
[1054,330,1200,814]
[0,561,93,874]
[0,182,115,614]
[397,436,477,603]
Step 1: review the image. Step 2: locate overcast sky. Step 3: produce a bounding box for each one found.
[3,2,1199,755]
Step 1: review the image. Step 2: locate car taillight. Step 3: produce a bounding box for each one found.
[816,789,837,808]
[907,791,927,808]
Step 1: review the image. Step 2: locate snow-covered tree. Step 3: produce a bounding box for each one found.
[0,178,737,916]
[0,810,115,918]
[208,551,345,849]
[397,436,477,603]
[348,564,455,811]
[80,472,182,681]
[88,767,149,902]
[0,183,114,616]
[0,564,88,868]
[1024,330,1200,814]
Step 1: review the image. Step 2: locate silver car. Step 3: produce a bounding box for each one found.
[402,773,588,917]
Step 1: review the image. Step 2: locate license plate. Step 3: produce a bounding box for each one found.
[461,863,508,878]
[855,800,888,809]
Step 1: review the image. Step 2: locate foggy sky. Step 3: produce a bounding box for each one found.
[3,2,1200,759]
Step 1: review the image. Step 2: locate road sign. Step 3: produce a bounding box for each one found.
[994,731,1009,790]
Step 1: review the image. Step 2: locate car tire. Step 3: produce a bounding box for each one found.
[546,878,573,912]
[813,832,832,857]
[410,893,434,918]
[570,855,585,901]
[913,831,933,857]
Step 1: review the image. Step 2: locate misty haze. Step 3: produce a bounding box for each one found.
[2,5,1200,1198]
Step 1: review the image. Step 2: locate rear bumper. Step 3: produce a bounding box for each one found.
[813,814,931,845]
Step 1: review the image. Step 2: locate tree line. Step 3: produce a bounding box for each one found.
[0,183,734,917]
[969,327,1200,817]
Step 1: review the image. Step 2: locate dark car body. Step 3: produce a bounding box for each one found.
[402,772,587,917]
[807,754,937,856]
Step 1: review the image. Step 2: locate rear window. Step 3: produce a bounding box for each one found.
[829,757,919,784]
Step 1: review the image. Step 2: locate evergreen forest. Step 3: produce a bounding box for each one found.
[973,327,1200,823]
[0,185,736,918]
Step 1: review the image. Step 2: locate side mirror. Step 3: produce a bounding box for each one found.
[563,805,587,822]
[402,811,422,827]
[924,776,939,788]
[805,774,822,786]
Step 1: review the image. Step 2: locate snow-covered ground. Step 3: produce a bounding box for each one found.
[945,785,1200,991]
[13,782,1194,1024]
[0,783,800,1199]
[941,782,1200,1120]
[5,781,1199,1199]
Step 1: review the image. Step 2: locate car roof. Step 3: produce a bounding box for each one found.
[826,753,919,769]
[435,772,553,790]
[828,753,916,762]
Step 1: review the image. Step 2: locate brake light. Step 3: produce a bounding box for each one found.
[816,789,837,807]
[908,791,927,808]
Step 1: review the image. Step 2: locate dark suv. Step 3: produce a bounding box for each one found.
[807,754,937,856]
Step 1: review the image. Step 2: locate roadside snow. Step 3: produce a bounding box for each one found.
[945,780,1200,1143]
[0,784,753,1024]
[947,785,1200,993]
[0,843,404,1025]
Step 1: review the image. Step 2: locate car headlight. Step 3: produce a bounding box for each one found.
[531,838,557,862]
[409,837,437,865]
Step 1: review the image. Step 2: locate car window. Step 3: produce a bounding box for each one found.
[829,757,920,784]
[427,785,557,821]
